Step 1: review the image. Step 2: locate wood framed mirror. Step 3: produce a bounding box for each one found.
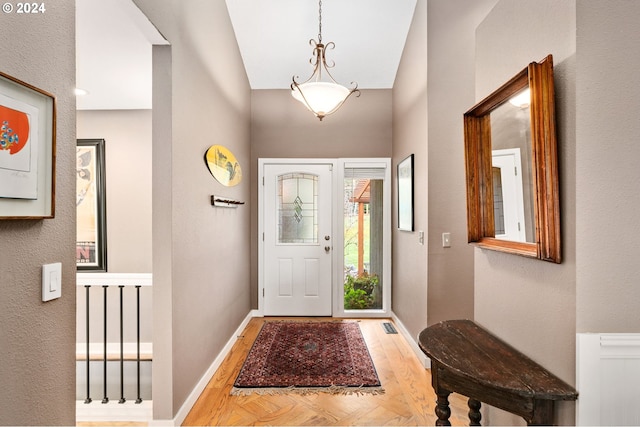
[464,54,561,263]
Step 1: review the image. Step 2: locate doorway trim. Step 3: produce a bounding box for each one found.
[335,158,392,318]
[492,148,527,242]
[258,158,338,316]
[258,158,392,317]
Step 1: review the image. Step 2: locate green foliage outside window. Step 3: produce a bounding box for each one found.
[344,272,379,310]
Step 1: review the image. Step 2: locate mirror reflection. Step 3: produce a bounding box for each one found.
[490,88,534,243]
[463,54,561,263]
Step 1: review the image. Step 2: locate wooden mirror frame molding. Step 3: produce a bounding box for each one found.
[463,54,561,263]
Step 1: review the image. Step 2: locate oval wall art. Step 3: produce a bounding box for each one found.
[204,145,242,187]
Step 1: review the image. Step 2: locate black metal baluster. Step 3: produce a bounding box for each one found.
[101,285,109,404]
[118,285,126,404]
[135,285,143,404]
[84,285,92,404]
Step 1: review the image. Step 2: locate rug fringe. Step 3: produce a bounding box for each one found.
[230,385,385,397]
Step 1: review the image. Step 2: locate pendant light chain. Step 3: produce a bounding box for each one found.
[318,0,323,44]
[291,0,360,121]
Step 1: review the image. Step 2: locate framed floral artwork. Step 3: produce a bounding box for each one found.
[0,71,56,219]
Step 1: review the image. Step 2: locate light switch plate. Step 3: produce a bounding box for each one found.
[442,232,451,248]
[42,262,62,302]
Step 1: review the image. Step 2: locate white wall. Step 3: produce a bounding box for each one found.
[0,0,77,424]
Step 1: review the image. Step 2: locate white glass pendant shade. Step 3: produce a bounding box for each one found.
[291,82,351,118]
[290,1,359,120]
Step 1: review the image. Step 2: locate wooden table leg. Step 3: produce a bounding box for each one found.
[468,398,482,426]
[435,390,452,426]
[528,399,554,426]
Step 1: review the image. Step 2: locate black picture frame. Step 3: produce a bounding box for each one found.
[76,138,107,271]
[397,154,414,231]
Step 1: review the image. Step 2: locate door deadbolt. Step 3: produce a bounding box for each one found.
[324,235,330,241]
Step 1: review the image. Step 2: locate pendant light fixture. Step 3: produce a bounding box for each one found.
[291,0,359,121]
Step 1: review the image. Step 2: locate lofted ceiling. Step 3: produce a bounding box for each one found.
[76,0,417,110]
[76,0,168,110]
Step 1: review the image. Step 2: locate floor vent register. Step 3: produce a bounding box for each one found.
[382,322,398,334]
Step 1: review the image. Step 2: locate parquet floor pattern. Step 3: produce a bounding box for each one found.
[183,317,470,426]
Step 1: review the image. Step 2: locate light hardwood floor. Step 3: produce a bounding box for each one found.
[182,317,470,426]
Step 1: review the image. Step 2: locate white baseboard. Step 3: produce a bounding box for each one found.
[391,311,430,369]
[163,310,258,427]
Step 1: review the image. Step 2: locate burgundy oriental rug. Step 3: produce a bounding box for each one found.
[231,321,384,395]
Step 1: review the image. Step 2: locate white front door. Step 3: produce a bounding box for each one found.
[492,148,526,242]
[261,161,334,316]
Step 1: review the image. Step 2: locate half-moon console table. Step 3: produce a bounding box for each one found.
[418,320,577,426]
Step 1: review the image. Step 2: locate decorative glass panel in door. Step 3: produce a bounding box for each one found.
[278,173,318,244]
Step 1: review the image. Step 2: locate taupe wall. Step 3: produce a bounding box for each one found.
[249,89,393,308]
[77,110,152,273]
[474,1,576,425]
[391,0,499,342]
[133,1,252,420]
[0,0,77,424]
[391,0,429,338]
[575,0,640,333]
[250,89,392,159]
[425,0,498,327]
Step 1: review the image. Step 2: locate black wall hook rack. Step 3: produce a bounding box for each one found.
[211,195,244,208]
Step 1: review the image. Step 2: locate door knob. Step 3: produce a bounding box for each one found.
[324,246,331,253]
